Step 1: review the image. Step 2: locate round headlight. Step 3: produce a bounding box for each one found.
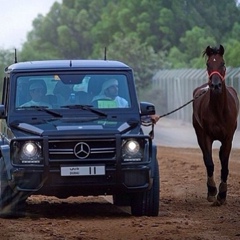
[125,140,140,155]
[22,142,38,158]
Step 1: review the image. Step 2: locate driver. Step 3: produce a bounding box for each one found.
[21,82,51,108]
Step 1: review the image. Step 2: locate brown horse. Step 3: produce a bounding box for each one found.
[192,45,239,205]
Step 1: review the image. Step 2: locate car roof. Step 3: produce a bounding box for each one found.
[6,60,132,73]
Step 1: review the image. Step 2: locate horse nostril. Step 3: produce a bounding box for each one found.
[210,82,222,90]
[214,83,222,90]
[214,83,221,90]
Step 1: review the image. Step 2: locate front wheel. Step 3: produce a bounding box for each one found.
[113,193,131,206]
[130,159,160,216]
[0,158,27,218]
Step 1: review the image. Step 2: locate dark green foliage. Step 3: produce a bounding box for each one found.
[0,49,16,96]
[1,0,240,90]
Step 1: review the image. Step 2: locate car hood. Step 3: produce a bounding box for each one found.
[10,118,140,137]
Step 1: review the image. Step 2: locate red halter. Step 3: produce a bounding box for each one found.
[208,71,225,81]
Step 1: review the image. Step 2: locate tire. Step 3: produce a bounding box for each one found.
[0,158,26,218]
[113,193,131,206]
[130,158,160,216]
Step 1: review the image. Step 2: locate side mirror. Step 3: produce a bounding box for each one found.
[140,102,155,116]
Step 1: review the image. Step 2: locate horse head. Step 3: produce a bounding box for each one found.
[203,45,226,93]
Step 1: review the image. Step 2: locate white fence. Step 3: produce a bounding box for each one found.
[152,67,240,123]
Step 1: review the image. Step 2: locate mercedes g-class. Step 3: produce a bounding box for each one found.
[0,59,159,217]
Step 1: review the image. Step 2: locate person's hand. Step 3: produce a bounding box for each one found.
[150,115,160,124]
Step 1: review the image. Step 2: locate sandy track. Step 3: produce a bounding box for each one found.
[1,145,240,240]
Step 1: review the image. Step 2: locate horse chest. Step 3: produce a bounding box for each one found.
[202,115,228,139]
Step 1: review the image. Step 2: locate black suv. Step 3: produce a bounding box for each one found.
[0,59,159,217]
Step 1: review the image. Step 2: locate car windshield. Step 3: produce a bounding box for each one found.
[15,74,131,110]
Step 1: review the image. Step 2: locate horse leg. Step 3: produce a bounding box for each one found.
[215,143,231,205]
[207,176,217,202]
[197,136,217,202]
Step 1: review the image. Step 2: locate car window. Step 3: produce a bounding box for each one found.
[15,74,131,109]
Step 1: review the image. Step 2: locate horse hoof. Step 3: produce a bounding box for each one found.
[211,200,221,206]
[211,199,227,206]
[217,195,227,205]
[207,195,216,202]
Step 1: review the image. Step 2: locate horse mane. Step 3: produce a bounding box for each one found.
[202,47,217,57]
[202,45,225,58]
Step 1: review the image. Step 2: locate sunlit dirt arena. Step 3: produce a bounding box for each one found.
[0,119,240,240]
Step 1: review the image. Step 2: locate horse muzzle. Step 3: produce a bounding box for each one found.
[210,82,222,92]
[209,76,222,93]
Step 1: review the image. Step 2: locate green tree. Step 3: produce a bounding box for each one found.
[98,35,169,92]
[221,22,240,67]
[19,0,240,71]
[176,0,240,47]
[20,2,63,60]
[167,27,216,68]
[223,39,240,67]
[0,48,15,77]
[0,48,16,95]
[21,0,111,60]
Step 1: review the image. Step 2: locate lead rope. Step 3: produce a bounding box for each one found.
[145,86,209,139]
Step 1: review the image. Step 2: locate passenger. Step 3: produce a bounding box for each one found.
[92,79,128,108]
[53,81,73,106]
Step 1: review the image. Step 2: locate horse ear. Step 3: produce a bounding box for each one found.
[205,46,212,57]
[219,45,224,56]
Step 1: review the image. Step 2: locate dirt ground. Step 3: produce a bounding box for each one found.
[0,146,240,240]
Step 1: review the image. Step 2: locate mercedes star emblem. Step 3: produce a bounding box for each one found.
[74,142,90,159]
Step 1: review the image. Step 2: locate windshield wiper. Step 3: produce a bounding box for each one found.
[60,104,107,117]
[19,106,63,118]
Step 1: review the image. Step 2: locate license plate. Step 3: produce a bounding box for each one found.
[61,165,105,176]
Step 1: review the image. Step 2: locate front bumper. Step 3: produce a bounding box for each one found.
[8,134,154,197]
[11,164,152,197]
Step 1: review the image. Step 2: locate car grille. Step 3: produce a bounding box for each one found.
[48,138,116,163]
